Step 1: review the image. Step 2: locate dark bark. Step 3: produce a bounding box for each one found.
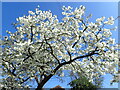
[35,48,98,90]
[35,74,53,90]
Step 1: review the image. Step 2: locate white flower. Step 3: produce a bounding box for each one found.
[0,84,4,87]
[4,36,8,40]
[18,17,23,21]
[88,22,98,30]
[96,16,105,22]
[83,32,88,36]
[68,6,73,10]
[108,16,114,21]
[80,5,86,10]
[104,21,114,25]
[103,28,110,32]
[62,6,73,11]
[96,42,103,48]
[5,62,9,66]
[62,6,66,11]
[103,31,112,37]
[97,33,102,38]
[28,11,35,15]
[109,38,115,44]
[104,16,114,25]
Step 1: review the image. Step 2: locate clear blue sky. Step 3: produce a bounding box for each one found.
[2,2,119,88]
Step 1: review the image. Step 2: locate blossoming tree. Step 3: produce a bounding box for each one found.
[0,5,119,89]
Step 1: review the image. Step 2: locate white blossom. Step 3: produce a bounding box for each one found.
[1,5,119,88]
[96,16,105,22]
[104,16,114,25]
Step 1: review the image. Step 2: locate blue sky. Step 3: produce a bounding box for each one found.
[2,2,119,88]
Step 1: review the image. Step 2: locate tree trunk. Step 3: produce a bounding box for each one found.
[35,74,53,90]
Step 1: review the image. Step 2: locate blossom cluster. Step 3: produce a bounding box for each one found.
[0,5,119,88]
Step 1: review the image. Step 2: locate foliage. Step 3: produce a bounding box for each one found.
[69,77,97,90]
[0,5,119,89]
[69,73,103,90]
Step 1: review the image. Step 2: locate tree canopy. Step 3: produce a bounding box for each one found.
[0,5,119,89]
[69,72,103,90]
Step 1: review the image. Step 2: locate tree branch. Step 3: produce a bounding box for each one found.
[53,47,98,74]
[44,35,60,65]
[30,26,34,42]
[35,76,39,84]
[20,77,30,84]
[28,47,34,59]
[23,51,36,62]
[67,50,72,61]
[72,20,88,48]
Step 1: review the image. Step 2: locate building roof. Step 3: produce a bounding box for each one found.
[50,85,65,90]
